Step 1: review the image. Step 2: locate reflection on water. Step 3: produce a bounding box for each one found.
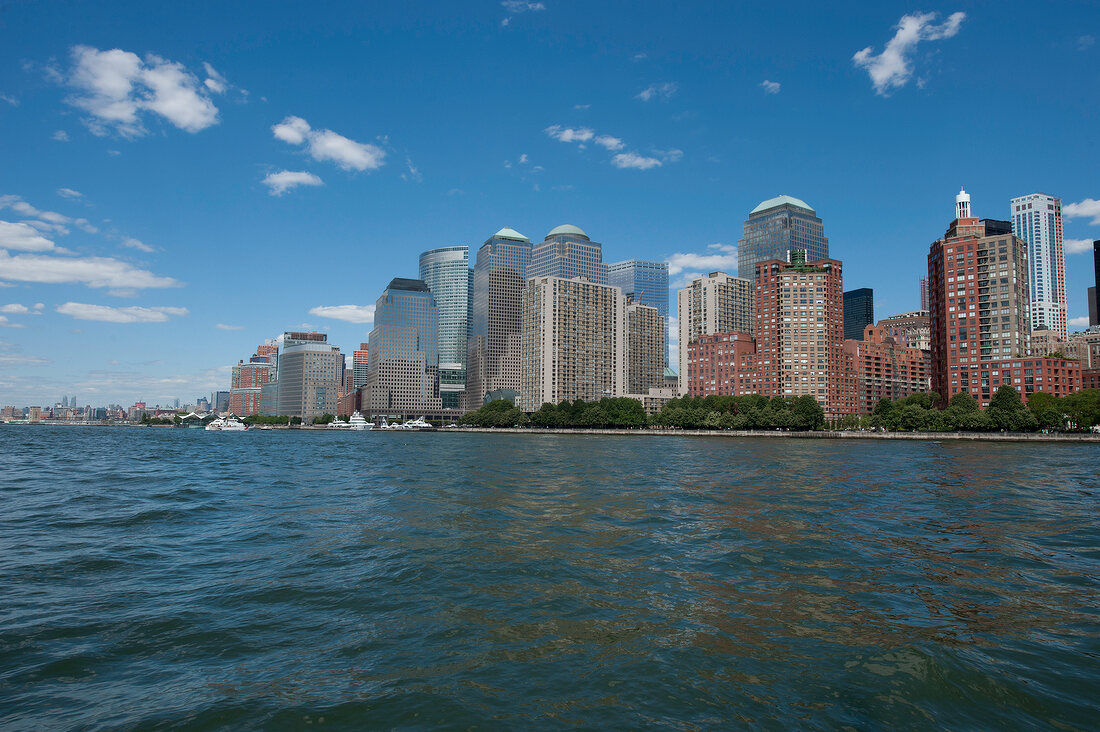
[0,428,1097,728]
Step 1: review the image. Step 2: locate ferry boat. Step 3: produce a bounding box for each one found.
[205,416,247,431]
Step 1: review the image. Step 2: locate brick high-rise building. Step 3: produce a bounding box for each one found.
[843,325,930,413]
[229,343,277,416]
[676,271,754,394]
[351,343,370,387]
[928,190,1079,405]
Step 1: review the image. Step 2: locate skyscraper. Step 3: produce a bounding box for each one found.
[275,331,344,420]
[230,346,276,416]
[928,190,1080,405]
[366,278,443,417]
[465,227,532,410]
[843,288,874,341]
[676,271,754,394]
[1011,193,1067,339]
[608,259,670,364]
[919,277,929,311]
[527,224,606,283]
[626,300,665,394]
[738,195,828,278]
[1091,240,1100,326]
[352,343,370,387]
[520,276,625,411]
[419,246,470,410]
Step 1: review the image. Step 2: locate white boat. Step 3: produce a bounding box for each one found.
[401,416,432,430]
[205,416,247,431]
[328,416,352,429]
[348,411,373,431]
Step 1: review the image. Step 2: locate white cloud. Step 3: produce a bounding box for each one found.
[655,148,683,162]
[56,302,188,323]
[0,220,57,251]
[1065,238,1094,254]
[502,1,545,12]
[0,250,180,289]
[633,53,648,62]
[215,323,245,330]
[0,195,72,230]
[0,304,33,314]
[594,134,624,151]
[761,80,781,95]
[272,115,386,171]
[262,170,323,196]
[636,82,678,102]
[519,153,528,164]
[573,104,590,110]
[853,12,966,96]
[612,152,662,170]
[401,156,423,182]
[57,187,83,198]
[1069,316,1091,327]
[122,237,156,253]
[0,94,17,106]
[545,125,595,143]
[309,304,376,324]
[202,62,227,94]
[0,315,25,328]
[52,130,70,142]
[66,45,221,136]
[74,218,98,234]
[1065,198,1100,225]
[666,243,739,279]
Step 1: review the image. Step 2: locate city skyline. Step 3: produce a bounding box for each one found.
[2,2,1099,405]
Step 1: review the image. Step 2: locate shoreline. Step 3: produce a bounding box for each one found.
[7,421,1098,442]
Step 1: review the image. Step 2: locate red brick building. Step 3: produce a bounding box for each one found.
[229,343,277,416]
[844,324,931,413]
[1082,369,1100,391]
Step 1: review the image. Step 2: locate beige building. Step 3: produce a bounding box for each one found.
[1061,327,1100,368]
[276,331,344,421]
[677,271,754,394]
[520,276,625,411]
[626,301,664,395]
[876,310,931,351]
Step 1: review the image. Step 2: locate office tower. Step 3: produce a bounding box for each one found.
[350,343,369,387]
[60,396,67,407]
[843,288,874,341]
[520,276,625,411]
[366,278,443,417]
[753,252,851,417]
[1011,193,1067,339]
[229,343,277,416]
[738,195,828,278]
[928,190,1079,405]
[465,227,532,410]
[626,300,665,394]
[608,259,670,364]
[275,331,344,420]
[528,224,607,284]
[843,326,930,413]
[1091,240,1100,326]
[919,277,929,311]
[876,310,931,351]
[676,272,754,394]
[419,246,470,410]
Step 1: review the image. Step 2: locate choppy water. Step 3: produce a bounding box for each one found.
[1,427,1098,729]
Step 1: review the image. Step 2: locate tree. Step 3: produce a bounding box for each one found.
[987,386,1036,432]
[791,395,825,430]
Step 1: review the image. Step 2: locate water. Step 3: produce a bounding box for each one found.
[1,427,1098,729]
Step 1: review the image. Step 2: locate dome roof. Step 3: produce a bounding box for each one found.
[663,366,677,378]
[546,224,589,240]
[492,227,529,242]
[750,195,814,215]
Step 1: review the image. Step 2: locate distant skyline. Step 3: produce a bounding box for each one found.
[1,2,1098,405]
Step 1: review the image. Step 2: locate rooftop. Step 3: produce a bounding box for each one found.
[546,224,589,240]
[387,277,430,292]
[492,227,529,242]
[750,195,815,215]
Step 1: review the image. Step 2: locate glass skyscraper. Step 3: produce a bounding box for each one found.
[465,227,532,410]
[608,259,669,363]
[419,246,469,410]
[528,224,607,283]
[843,288,874,341]
[738,195,828,279]
[1011,193,1066,339]
[366,278,442,416]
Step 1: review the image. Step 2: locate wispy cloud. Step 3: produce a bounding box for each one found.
[52,130,70,142]
[1069,316,1091,327]
[65,45,222,136]
[636,82,678,102]
[573,103,590,110]
[547,126,677,172]
[272,115,386,171]
[56,302,189,323]
[545,125,594,143]
[262,170,323,196]
[760,80,781,95]
[57,187,83,199]
[0,93,17,106]
[401,156,423,182]
[215,323,245,331]
[594,135,624,151]
[1065,198,1100,225]
[1065,238,1095,254]
[0,250,180,289]
[853,12,966,96]
[501,0,545,25]
[121,237,156,253]
[632,53,648,62]
[0,220,58,252]
[666,243,739,281]
[611,152,662,170]
[308,304,376,324]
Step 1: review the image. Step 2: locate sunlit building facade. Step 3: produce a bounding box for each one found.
[419,246,470,410]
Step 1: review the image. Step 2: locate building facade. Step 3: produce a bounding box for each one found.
[351,343,370,387]
[1011,193,1067,339]
[275,332,344,420]
[843,288,874,341]
[1090,240,1100,326]
[366,278,444,417]
[419,246,470,410]
[676,271,754,394]
[229,343,277,416]
[626,301,665,394]
[608,258,670,364]
[465,228,532,410]
[876,310,931,351]
[843,325,931,413]
[528,224,606,284]
[738,195,828,278]
[519,276,625,411]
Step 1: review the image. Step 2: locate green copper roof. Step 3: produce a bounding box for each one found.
[546,224,589,239]
[493,227,529,242]
[663,366,677,378]
[750,195,814,215]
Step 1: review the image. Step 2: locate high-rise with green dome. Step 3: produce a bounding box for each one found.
[528,224,607,284]
[738,195,828,279]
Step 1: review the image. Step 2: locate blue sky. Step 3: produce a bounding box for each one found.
[1,1,1098,407]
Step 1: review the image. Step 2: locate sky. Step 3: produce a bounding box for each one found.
[1,0,1098,407]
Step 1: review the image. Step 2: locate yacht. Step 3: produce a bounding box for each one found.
[402,416,433,430]
[205,416,247,431]
[347,411,373,431]
[327,416,351,429]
